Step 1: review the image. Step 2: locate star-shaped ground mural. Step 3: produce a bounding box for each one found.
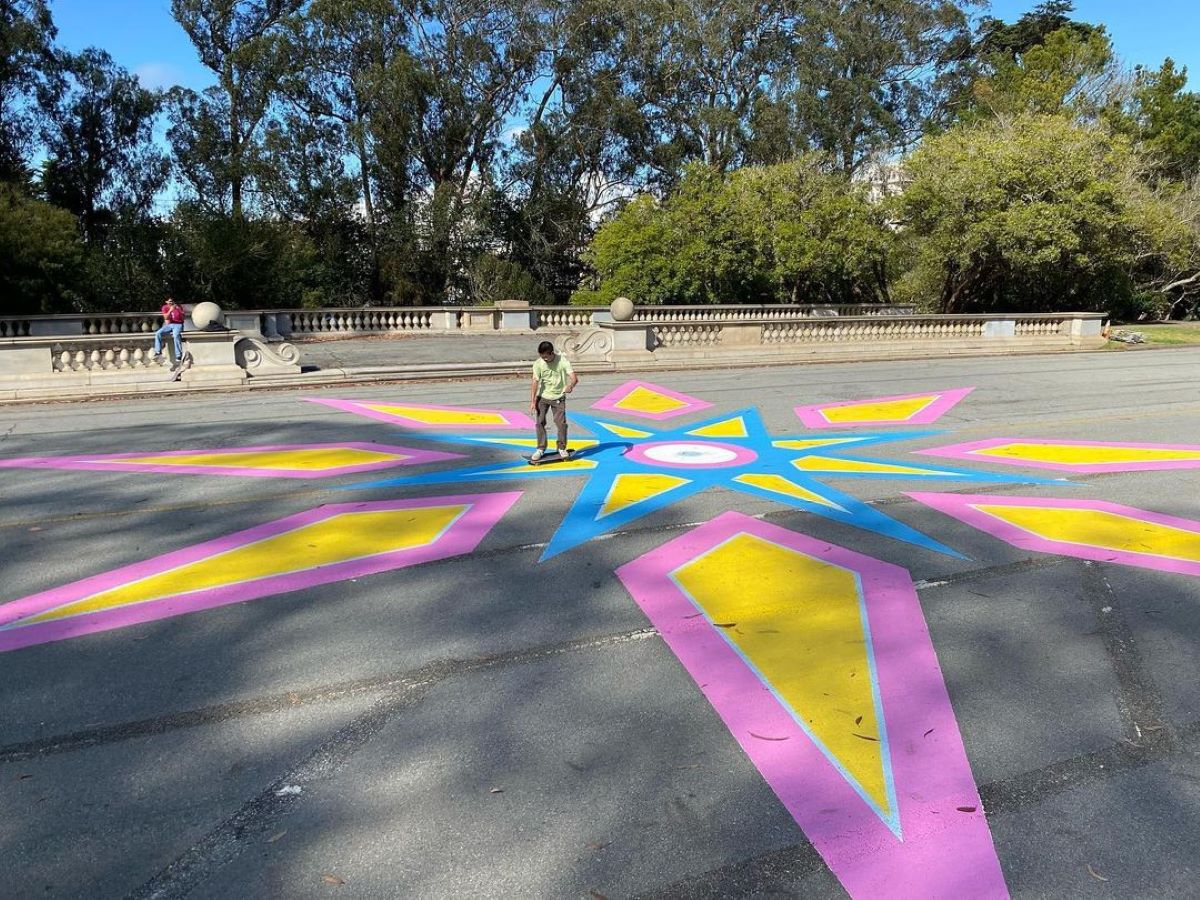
[6,379,1200,899]
[349,399,1062,559]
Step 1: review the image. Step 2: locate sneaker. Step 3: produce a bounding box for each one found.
[560,448,572,459]
[530,448,545,462]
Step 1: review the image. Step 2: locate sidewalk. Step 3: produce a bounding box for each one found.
[294,332,542,370]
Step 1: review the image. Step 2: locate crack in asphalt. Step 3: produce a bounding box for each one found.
[119,627,656,900]
[0,628,658,764]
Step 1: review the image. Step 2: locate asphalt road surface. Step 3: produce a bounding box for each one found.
[2,347,1200,898]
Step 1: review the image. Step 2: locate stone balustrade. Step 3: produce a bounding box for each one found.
[0,330,300,401]
[583,312,1106,366]
[0,301,914,341]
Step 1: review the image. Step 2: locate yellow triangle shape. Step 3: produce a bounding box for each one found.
[614,386,688,415]
[599,473,690,518]
[599,422,653,439]
[733,474,845,510]
[21,506,468,626]
[794,456,955,477]
[673,533,891,816]
[773,438,864,451]
[820,396,936,425]
[688,417,748,438]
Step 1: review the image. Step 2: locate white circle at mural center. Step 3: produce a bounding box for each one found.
[643,443,739,466]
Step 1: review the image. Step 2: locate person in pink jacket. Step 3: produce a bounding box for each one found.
[152,297,185,365]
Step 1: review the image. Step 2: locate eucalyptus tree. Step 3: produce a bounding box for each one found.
[0,0,55,182]
[36,48,168,243]
[615,0,796,181]
[168,0,305,219]
[784,0,979,175]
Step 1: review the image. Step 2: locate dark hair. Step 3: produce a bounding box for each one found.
[537,341,554,354]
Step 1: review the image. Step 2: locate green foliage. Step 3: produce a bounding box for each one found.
[468,254,553,305]
[36,47,168,242]
[898,113,1186,313]
[162,205,325,309]
[965,26,1120,122]
[574,158,894,306]
[1125,59,1200,183]
[0,182,83,313]
[0,0,54,182]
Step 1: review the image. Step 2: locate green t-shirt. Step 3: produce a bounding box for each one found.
[532,355,574,400]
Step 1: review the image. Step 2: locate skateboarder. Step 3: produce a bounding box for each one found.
[529,341,578,462]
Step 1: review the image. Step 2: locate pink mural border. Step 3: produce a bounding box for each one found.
[794,387,975,429]
[590,380,714,421]
[0,492,522,653]
[616,512,1007,898]
[913,437,1200,473]
[908,492,1200,577]
[0,442,463,479]
[304,397,534,430]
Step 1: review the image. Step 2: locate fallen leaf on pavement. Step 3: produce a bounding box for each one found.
[749,732,789,741]
[956,806,977,813]
[1087,864,1109,882]
[489,787,504,794]
[266,830,287,843]
[321,873,345,886]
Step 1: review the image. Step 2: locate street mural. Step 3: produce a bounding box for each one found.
[0,442,463,478]
[3,378,1199,897]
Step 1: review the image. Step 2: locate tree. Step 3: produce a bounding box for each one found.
[966,25,1122,123]
[575,158,893,306]
[36,47,168,243]
[897,113,1171,313]
[1125,59,1200,184]
[615,0,793,179]
[0,182,82,312]
[786,0,979,175]
[168,0,304,219]
[976,1,1100,59]
[0,0,54,182]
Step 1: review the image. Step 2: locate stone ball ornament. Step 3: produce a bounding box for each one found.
[610,296,635,321]
[190,301,223,330]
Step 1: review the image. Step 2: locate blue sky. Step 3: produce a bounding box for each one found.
[49,0,1198,93]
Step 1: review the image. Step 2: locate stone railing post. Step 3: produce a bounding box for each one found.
[982,318,1016,339]
[496,299,534,330]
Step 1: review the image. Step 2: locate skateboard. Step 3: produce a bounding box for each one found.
[524,449,573,466]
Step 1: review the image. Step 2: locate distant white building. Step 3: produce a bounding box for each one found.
[854,158,909,204]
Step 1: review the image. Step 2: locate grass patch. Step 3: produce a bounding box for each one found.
[1125,323,1200,346]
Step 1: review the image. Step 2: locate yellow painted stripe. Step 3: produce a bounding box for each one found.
[366,404,509,426]
[673,533,889,813]
[601,423,653,438]
[974,505,1200,563]
[773,438,863,451]
[113,448,401,471]
[820,396,935,424]
[688,417,748,438]
[21,506,466,626]
[974,443,1200,466]
[474,438,599,449]
[614,386,688,415]
[793,456,954,477]
[733,474,844,510]
[487,459,597,473]
[599,473,689,518]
